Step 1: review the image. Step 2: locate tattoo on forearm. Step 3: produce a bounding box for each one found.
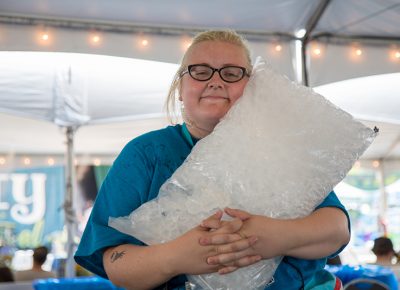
[110,251,125,263]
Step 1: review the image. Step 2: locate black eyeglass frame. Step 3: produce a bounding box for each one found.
[181,64,250,83]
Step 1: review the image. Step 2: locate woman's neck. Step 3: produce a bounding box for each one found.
[184,118,214,139]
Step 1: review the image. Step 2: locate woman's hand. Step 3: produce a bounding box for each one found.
[166,210,258,275]
[205,207,350,263]
[197,209,262,274]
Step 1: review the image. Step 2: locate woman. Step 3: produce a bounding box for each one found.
[75,30,350,290]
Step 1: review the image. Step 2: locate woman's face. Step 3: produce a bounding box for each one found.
[180,41,250,137]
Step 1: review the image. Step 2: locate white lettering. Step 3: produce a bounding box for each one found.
[10,173,47,224]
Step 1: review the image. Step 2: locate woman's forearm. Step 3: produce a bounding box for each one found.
[104,243,176,290]
[102,219,255,289]
[251,207,350,259]
[283,207,350,258]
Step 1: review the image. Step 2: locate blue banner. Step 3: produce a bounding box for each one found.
[0,166,65,248]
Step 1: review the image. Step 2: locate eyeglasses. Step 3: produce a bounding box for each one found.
[181,64,250,83]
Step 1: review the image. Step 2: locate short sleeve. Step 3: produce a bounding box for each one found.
[315,191,351,257]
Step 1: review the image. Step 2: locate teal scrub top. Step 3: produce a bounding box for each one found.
[74,124,350,290]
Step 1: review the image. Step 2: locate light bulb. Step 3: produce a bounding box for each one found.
[372,160,380,168]
[275,44,282,52]
[93,158,101,166]
[92,35,100,43]
[141,39,148,46]
[47,158,55,166]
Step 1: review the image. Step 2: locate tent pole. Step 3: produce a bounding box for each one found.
[292,39,307,86]
[292,0,331,86]
[64,126,77,278]
[376,159,388,236]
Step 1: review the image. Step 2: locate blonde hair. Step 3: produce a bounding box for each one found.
[165,30,252,123]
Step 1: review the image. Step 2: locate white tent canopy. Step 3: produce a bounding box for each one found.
[0,51,178,126]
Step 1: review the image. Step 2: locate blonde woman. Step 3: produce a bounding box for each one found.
[75,30,350,290]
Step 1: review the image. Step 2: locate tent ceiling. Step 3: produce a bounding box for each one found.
[0,0,399,39]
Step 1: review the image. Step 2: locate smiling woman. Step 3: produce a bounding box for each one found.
[74,29,354,290]
[178,40,251,139]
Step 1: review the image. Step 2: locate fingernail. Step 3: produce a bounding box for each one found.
[249,236,258,244]
[218,268,227,274]
[207,257,215,265]
[199,238,208,245]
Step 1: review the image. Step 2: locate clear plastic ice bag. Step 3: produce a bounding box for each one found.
[109,57,377,289]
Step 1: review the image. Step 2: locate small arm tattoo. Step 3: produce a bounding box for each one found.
[110,250,126,263]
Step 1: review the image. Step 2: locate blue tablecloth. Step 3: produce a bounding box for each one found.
[326,264,398,290]
[33,277,125,290]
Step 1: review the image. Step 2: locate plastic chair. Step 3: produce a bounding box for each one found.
[343,278,390,290]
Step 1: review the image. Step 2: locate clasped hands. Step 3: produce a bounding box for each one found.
[199,207,262,274]
[170,207,263,276]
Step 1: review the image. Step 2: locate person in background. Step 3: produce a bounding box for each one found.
[75,29,350,290]
[14,246,56,281]
[372,236,400,279]
[0,265,14,282]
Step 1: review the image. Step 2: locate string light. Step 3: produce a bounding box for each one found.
[275,44,282,52]
[349,43,364,61]
[23,157,31,166]
[136,33,151,51]
[36,26,53,46]
[93,158,101,166]
[310,42,323,58]
[389,47,400,62]
[47,157,55,166]
[41,33,49,41]
[313,48,321,56]
[353,161,361,169]
[89,32,102,46]
[372,160,380,168]
[141,39,149,46]
[0,157,5,165]
[9,25,400,64]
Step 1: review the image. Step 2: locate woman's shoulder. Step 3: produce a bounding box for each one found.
[116,124,186,163]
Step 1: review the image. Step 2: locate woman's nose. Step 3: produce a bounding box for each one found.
[207,72,224,89]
